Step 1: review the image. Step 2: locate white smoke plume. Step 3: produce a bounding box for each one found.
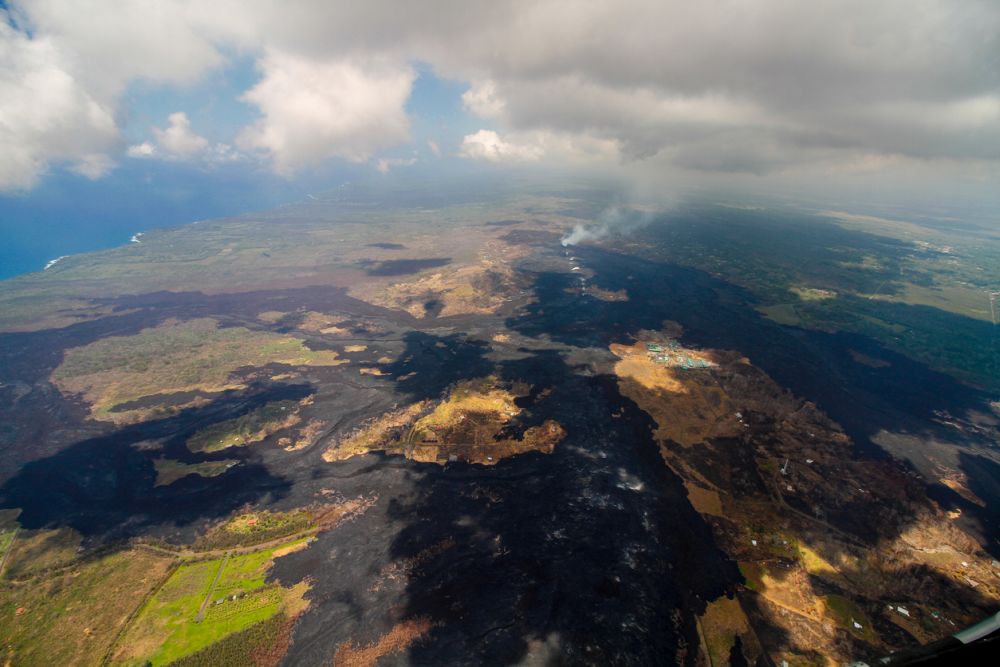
[560,224,607,246]
[560,206,656,246]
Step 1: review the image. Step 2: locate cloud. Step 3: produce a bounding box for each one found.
[126,142,156,158]
[375,156,417,174]
[0,17,117,190]
[459,128,618,164]
[1,0,241,190]
[152,112,210,158]
[459,130,543,162]
[3,0,999,193]
[236,50,415,174]
[462,80,505,119]
[127,112,236,164]
[70,153,116,179]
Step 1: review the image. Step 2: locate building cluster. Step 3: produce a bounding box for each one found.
[645,342,715,370]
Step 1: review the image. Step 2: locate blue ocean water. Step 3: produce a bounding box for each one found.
[0,161,356,281]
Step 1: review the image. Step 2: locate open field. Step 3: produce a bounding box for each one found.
[348,239,530,318]
[0,510,19,577]
[868,282,995,322]
[412,378,522,441]
[0,549,175,666]
[1,525,82,580]
[195,509,315,551]
[625,203,1000,393]
[611,339,737,447]
[563,285,629,301]
[167,612,297,667]
[790,286,837,301]
[697,595,759,666]
[0,192,582,333]
[187,399,303,453]
[153,458,239,487]
[113,539,310,666]
[51,318,344,422]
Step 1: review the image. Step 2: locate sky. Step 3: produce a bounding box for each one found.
[2,1,999,276]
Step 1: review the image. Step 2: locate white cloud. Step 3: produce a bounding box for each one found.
[14,0,227,97]
[70,153,115,179]
[0,18,117,190]
[426,139,441,157]
[0,0,241,190]
[126,142,156,158]
[127,112,229,163]
[459,129,618,164]
[462,80,505,119]
[237,50,414,174]
[153,112,209,158]
[375,156,417,174]
[459,130,543,162]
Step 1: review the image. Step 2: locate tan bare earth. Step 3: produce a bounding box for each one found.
[332,618,434,667]
[324,379,566,466]
[323,403,431,462]
[349,240,529,318]
[610,340,736,446]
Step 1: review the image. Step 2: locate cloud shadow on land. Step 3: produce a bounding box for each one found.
[362,257,452,276]
[0,382,310,542]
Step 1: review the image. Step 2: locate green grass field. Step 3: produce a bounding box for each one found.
[1,526,82,579]
[153,458,239,487]
[187,400,300,453]
[195,509,314,551]
[116,538,308,666]
[0,550,175,666]
[823,594,875,642]
[51,318,344,421]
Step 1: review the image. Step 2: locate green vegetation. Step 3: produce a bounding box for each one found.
[2,526,82,580]
[0,549,175,667]
[871,282,995,322]
[412,378,520,442]
[0,192,538,332]
[168,613,291,667]
[0,529,14,566]
[0,504,328,666]
[187,400,300,453]
[153,458,239,487]
[738,561,764,592]
[116,539,309,666]
[823,594,875,642]
[790,295,1000,392]
[0,510,19,574]
[635,204,1000,393]
[51,318,343,420]
[698,596,752,666]
[195,510,314,551]
[757,303,804,327]
[790,286,837,301]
